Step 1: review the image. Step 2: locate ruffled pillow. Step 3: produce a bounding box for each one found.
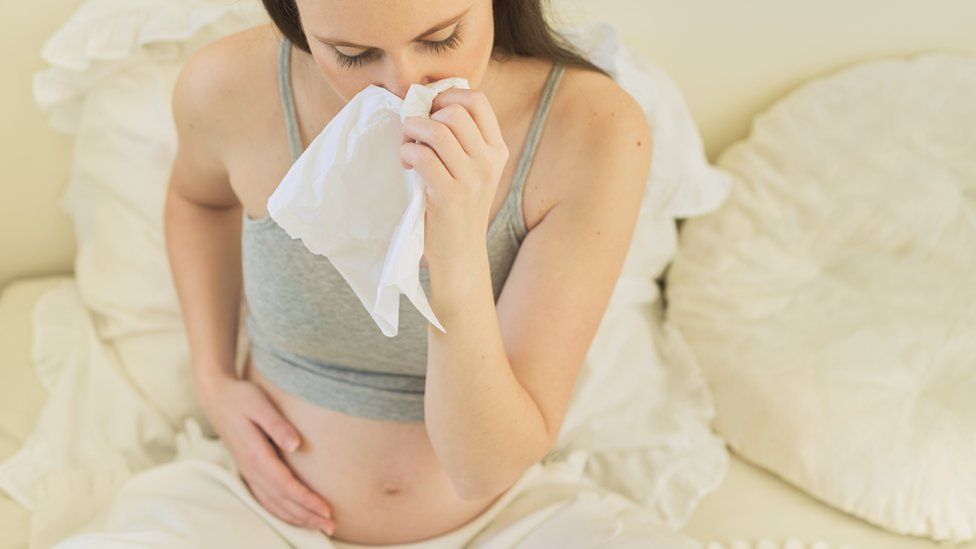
[666,53,976,542]
[33,0,267,135]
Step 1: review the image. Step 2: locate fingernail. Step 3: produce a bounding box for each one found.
[285,437,299,452]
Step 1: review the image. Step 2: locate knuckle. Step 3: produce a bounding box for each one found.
[239,464,258,484]
[269,461,292,484]
[417,146,438,165]
[239,444,259,466]
[473,90,489,107]
[444,103,466,122]
[405,144,424,165]
[432,123,453,143]
[400,143,416,162]
[259,456,284,482]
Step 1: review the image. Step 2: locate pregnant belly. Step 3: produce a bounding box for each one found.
[243,352,506,545]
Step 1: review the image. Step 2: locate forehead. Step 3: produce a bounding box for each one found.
[298,0,474,44]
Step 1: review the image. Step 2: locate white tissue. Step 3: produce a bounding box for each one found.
[267,76,470,337]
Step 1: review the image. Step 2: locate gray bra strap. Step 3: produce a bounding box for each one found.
[509,62,565,199]
[278,37,303,161]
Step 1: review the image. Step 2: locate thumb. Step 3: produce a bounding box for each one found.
[251,398,302,453]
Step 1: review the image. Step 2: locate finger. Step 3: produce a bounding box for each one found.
[431,88,504,148]
[285,475,335,522]
[241,419,335,520]
[429,103,486,158]
[248,468,326,528]
[401,116,471,181]
[400,142,454,203]
[273,490,334,531]
[247,475,306,527]
[248,396,302,454]
[255,444,335,520]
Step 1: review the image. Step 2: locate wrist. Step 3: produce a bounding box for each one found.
[426,243,491,320]
[193,367,235,394]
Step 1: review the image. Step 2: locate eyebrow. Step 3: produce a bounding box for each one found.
[312,7,470,49]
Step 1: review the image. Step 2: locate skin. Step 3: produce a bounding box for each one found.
[171,0,652,544]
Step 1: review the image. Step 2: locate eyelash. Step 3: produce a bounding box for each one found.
[333,24,464,70]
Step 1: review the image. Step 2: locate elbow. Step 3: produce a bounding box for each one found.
[453,434,553,502]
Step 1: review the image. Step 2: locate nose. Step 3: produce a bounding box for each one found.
[375,55,432,99]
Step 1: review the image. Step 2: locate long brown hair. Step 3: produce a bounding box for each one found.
[260,0,610,77]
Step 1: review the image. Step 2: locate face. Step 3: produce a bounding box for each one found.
[294,0,495,102]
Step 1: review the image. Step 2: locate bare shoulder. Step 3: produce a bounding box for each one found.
[168,24,281,207]
[172,23,279,144]
[539,64,653,206]
[550,65,652,174]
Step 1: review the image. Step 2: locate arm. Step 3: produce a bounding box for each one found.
[424,78,654,500]
[164,44,245,393]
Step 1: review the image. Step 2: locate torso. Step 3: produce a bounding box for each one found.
[212,23,583,544]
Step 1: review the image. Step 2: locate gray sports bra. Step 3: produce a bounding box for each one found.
[241,36,565,422]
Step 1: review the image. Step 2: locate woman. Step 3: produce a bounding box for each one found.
[163,0,652,544]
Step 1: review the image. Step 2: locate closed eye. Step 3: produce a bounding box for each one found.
[333,22,464,70]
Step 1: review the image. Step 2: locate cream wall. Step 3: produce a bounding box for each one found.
[1,0,86,291]
[552,0,976,159]
[3,0,976,291]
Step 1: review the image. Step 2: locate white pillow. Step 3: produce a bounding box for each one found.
[665,53,976,542]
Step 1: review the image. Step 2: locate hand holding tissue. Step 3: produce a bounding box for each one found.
[267,77,471,338]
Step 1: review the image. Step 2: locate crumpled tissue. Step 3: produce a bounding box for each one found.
[267,76,471,337]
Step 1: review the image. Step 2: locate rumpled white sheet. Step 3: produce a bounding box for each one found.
[0,1,731,547]
[267,76,472,337]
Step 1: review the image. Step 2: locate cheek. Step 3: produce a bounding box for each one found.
[456,20,494,87]
[311,55,369,102]
[430,28,493,87]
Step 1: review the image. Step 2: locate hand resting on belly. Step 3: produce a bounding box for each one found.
[243,351,510,545]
